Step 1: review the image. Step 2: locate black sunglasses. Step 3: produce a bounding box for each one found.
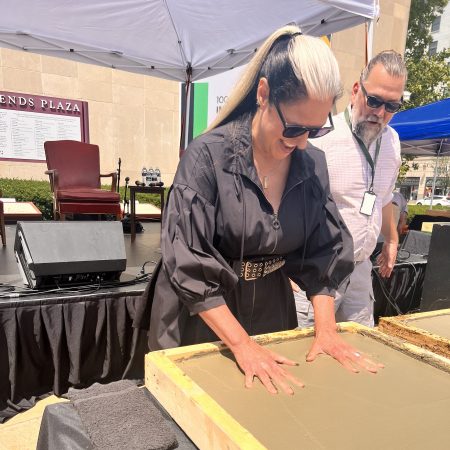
[359,79,402,113]
[274,103,334,139]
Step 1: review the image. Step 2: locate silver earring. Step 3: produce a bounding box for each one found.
[256,100,260,107]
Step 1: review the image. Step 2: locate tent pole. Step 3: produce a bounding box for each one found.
[179,64,193,159]
[366,19,374,63]
[429,139,444,210]
[184,79,192,151]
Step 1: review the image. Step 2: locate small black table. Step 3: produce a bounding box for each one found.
[129,186,165,242]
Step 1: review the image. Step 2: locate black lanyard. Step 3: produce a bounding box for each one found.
[345,108,381,192]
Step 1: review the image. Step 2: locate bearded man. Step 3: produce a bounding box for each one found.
[295,50,407,329]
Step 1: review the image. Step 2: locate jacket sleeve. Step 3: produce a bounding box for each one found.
[293,191,354,299]
[285,148,354,299]
[161,144,239,314]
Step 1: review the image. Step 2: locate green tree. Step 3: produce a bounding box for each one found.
[404,0,450,109]
[405,0,448,61]
[406,49,450,108]
[398,155,418,183]
[399,0,450,181]
[435,156,450,194]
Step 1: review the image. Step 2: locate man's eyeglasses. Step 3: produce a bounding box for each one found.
[274,103,334,139]
[359,79,402,113]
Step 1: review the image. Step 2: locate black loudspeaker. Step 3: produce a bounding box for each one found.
[420,225,450,312]
[14,221,127,289]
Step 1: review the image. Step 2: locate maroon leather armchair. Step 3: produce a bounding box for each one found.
[44,140,122,220]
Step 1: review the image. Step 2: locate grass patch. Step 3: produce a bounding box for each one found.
[407,204,450,224]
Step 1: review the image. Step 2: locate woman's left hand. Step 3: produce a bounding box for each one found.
[306,329,384,373]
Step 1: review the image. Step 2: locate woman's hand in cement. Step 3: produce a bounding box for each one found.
[199,305,304,395]
[231,337,305,395]
[307,329,384,373]
[308,294,384,373]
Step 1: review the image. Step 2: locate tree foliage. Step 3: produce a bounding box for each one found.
[435,156,450,192]
[398,155,418,183]
[404,0,450,110]
[399,0,450,181]
[406,49,450,108]
[405,0,448,61]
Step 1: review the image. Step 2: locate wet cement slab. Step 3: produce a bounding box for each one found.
[405,313,450,340]
[177,333,450,450]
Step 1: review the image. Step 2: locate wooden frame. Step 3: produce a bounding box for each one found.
[379,309,450,359]
[145,323,450,450]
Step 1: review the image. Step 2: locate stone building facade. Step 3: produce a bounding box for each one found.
[0,0,411,187]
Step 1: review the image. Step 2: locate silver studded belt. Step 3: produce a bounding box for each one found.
[239,256,285,281]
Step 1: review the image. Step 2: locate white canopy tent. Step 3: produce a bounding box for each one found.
[0,0,379,83]
[0,1,379,152]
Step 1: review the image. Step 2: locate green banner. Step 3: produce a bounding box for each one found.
[193,83,209,138]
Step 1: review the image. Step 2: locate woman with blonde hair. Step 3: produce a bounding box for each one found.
[135,25,382,394]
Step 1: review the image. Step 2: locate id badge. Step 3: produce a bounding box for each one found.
[360,191,376,216]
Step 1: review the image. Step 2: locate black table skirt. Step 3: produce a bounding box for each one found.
[0,290,149,423]
[372,259,427,323]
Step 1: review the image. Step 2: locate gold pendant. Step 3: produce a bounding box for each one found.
[263,176,268,189]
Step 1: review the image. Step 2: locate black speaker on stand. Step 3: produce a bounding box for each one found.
[14,221,127,289]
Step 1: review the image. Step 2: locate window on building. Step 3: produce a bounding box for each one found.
[428,41,438,56]
[431,16,441,33]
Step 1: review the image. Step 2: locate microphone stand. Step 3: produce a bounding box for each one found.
[116,158,122,193]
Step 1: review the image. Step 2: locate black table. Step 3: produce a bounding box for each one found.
[129,186,165,242]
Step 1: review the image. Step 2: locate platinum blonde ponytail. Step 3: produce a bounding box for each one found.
[208,25,341,131]
[289,34,342,102]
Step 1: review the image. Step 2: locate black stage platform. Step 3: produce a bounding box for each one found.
[0,222,161,422]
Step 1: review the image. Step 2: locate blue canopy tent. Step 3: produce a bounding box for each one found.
[390,97,450,158]
[390,98,450,205]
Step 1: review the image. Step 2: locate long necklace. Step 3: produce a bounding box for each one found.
[256,158,285,189]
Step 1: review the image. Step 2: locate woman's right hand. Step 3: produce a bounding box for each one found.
[230,337,304,395]
[199,305,304,395]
